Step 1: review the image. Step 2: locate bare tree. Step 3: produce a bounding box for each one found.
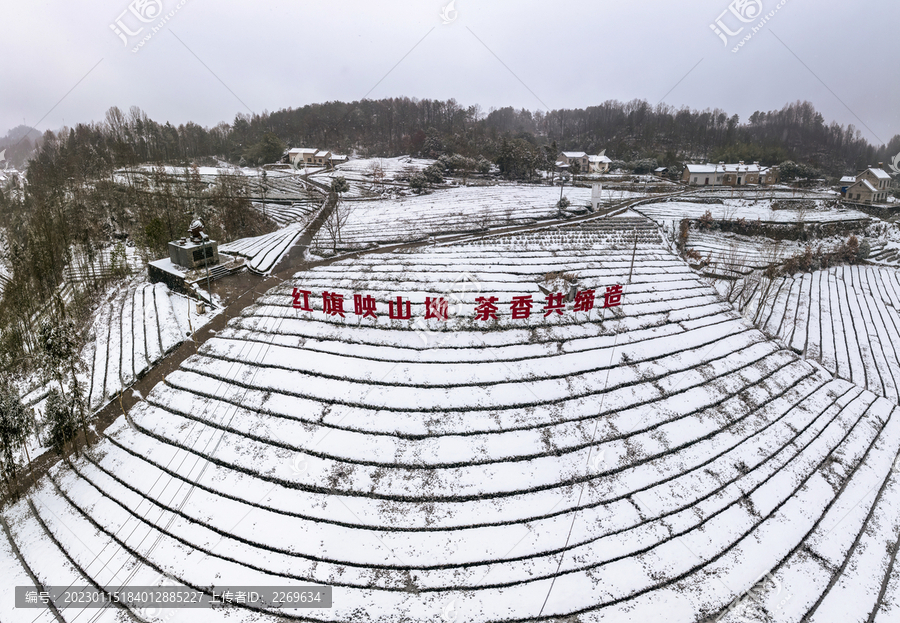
[322,188,354,254]
[368,160,385,193]
[719,242,749,301]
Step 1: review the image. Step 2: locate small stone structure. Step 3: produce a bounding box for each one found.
[167,218,219,269]
[591,182,603,212]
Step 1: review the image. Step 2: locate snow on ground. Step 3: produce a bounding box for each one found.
[333,155,435,179]
[687,223,900,276]
[309,157,437,199]
[466,210,663,251]
[682,230,852,276]
[221,220,313,275]
[724,263,900,406]
[636,198,870,225]
[244,171,316,200]
[5,215,900,622]
[307,169,372,198]
[115,166,317,201]
[251,200,318,227]
[311,184,595,252]
[224,191,326,274]
[9,274,217,478]
[80,278,216,412]
[120,164,273,177]
[866,223,900,267]
[63,243,145,285]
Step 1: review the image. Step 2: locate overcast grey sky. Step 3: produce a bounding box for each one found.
[2,0,898,145]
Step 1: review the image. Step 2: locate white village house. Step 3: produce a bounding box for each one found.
[843,165,893,204]
[287,147,349,168]
[287,147,316,167]
[556,150,612,174]
[682,161,764,186]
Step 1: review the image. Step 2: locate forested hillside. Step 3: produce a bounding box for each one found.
[3,98,897,174]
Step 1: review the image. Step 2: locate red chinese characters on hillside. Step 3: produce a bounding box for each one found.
[290,286,623,319]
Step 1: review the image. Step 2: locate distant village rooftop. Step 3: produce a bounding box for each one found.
[682,161,771,186]
[286,147,348,168]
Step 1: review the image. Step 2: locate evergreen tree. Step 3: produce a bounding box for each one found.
[38,316,89,446]
[0,380,33,494]
[409,173,427,194]
[423,164,445,185]
[45,389,77,458]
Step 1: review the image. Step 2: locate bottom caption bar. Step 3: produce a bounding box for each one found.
[16,586,332,609]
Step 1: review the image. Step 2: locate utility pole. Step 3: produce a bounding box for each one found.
[201,235,211,307]
[559,166,567,203]
[261,168,268,219]
[628,229,638,284]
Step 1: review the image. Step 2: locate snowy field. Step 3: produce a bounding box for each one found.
[726,264,900,405]
[334,155,435,179]
[250,200,319,227]
[222,197,324,274]
[8,278,216,486]
[244,171,316,200]
[636,199,870,225]
[309,156,437,199]
[307,169,374,198]
[119,164,284,178]
[16,276,214,460]
[62,243,145,285]
[310,184,595,252]
[464,210,663,250]
[684,186,838,200]
[80,280,212,412]
[685,231,822,275]
[866,224,900,267]
[870,241,900,266]
[220,220,311,274]
[4,217,900,622]
[116,166,317,200]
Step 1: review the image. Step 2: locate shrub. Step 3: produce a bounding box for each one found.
[772,235,869,277]
[409,173,427,193]
[858,239,871,260]
[678,219,690,246]
[423,163,444,184]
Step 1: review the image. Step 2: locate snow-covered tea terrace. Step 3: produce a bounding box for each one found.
[310,184,595,253]
[3,211,900,622]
